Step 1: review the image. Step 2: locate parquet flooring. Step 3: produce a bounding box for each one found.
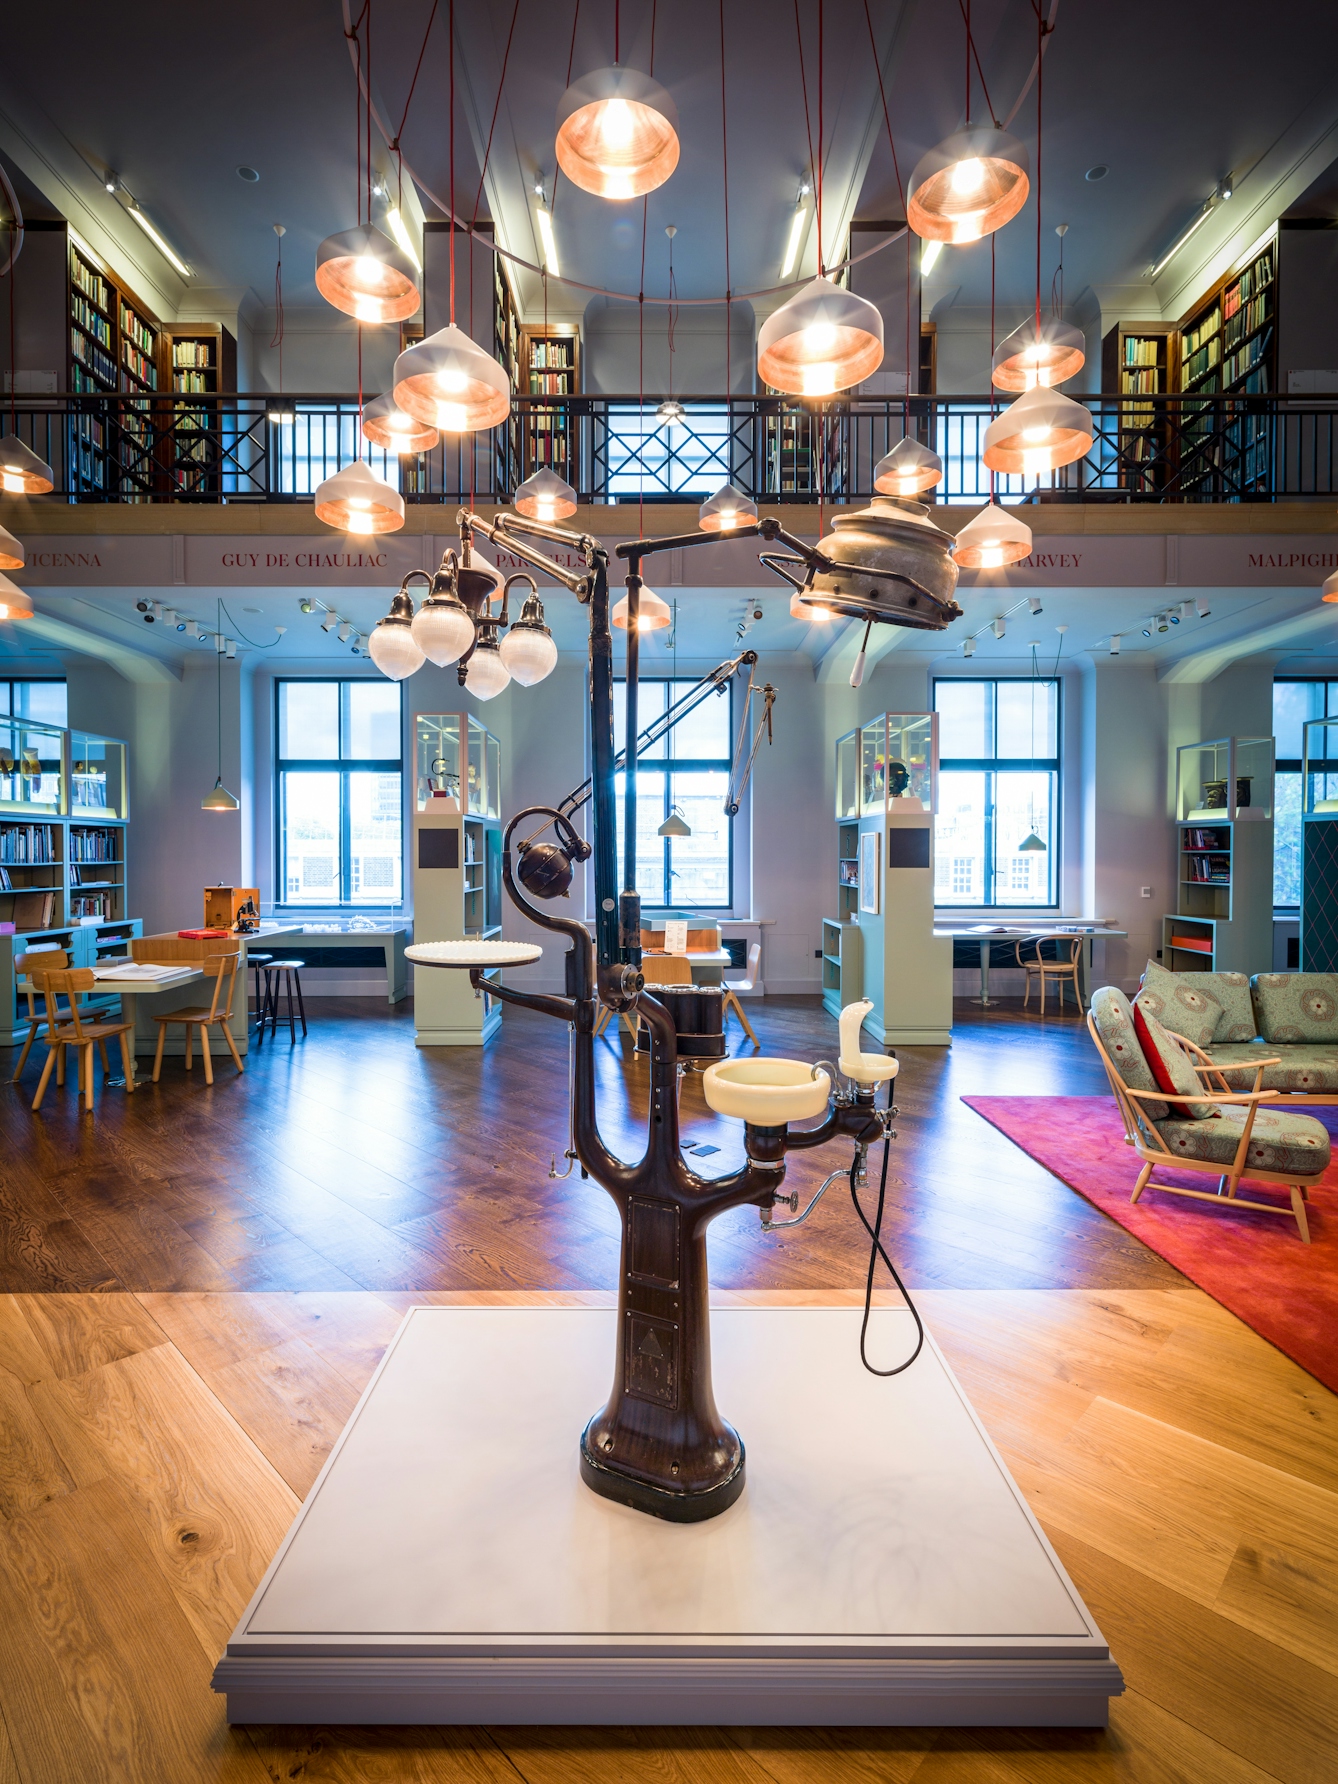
[1,996,1334,1781]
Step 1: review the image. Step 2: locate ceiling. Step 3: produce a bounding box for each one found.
[5,1,1338,334]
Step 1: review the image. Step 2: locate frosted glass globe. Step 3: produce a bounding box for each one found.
[368,621,425,680]
[464,642,511,700]
[499,624,558,686]
[411,598,476,667]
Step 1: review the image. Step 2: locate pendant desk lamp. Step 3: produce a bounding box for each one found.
[203,602,239,812]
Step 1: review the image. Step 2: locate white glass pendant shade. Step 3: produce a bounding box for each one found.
[0,522,24,569]
[315,224,420,324]
[951,501,1033,569]
[361,391,440,453]
[1017,829,1047,851]
[0,571,33,619]
[411,590,477,666]
[555,67,680,200]
[392,325,511,433]
[611,584,672,632]
[0,436,54,495]
[369,591,426,680]
[698,484,758,532]
[873,436,943,497]
[982,383,1094,476]
[658,807,691,837]
[907,125,1030,245]
[1322,570,1338,603]
[499,619,558,686]
[313,458,406,534]
[514,465,577,520]
[992,316,1086,391]
[757,277,884,397]
[789,590,835,622]
[656,398,685,426]
[464,636,511,700]
[202,778,240,812]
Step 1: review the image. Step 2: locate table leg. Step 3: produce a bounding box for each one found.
[970,939,993,1006]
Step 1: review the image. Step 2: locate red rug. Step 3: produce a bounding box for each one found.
[963,1096,1338,1393]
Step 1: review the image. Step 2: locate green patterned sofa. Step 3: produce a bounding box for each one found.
[1134,963,1338,1105]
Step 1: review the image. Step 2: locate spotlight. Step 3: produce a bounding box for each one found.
[300,599,315,614]
[162,608,176,626]
[1028,596,1043,615]
[963,636,975,657]
[184,619,199,638]
[321,613,339,633]
[1110,635,1121,656]
[752,606,764,621]
[1141,620,1153,638]
[992,616,1005,639]
[1180,601,1195,620]
[337,620,353,642]
[1195,597,1211,618]
[225,639,237,659]
[136,599,149,612]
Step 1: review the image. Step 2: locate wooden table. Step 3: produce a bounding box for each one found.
[643,948,733,987]
[932,924,1128,1007]
[126,927,304,1059]
[90,967,202,1085]
[261,922,410,1003]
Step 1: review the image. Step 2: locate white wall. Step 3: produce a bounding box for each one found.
[581,299,757,396]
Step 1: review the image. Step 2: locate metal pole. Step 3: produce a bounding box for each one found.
[623,573,641,906]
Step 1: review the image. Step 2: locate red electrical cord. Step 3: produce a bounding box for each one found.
[448,0,455,324]
[793,1,816,249]
[958,0,997,127]
[1034,0,1043,334]
[816,0,824,276]
[396,0,439,148]
[469,0,521,344]
[719,0,731,402]
[862,0,911,429]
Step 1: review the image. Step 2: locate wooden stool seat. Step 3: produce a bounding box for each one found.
[152,950,244,1085]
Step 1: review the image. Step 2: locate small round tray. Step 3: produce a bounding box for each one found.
[405,941,543,969]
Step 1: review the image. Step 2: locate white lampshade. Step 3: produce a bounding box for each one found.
[698,484,758,532]
[361,391,440,453]
[0,522,24,569]
[369,590,426,680]
[0,571,33,620]
[982,383,1094,476]
[555,66,680,201]
[514,466,577,520]
[315,224,420,324]
[392,324,511,433]
[873,436,943,497]
[612,584,672,632]
[313,459,405,534]
[0,436,54,496]
[411,590,477,666]
[951,502,1033,570]
[992,316,1087,391]
[789,590,835,622]
[656,398,685,426]
[499,590,558,685]
[757,276,884,397]
[202,778,240,813]
[907,125,1030,245]
[1322,571,1338,603]
[464,636,511,700]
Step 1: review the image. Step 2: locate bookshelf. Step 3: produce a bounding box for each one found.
[165,323,237,497]
[1176,240,1276,498]
[1163,737,1273,973]
[1301,715,1338,970]
[69,241,165,499]
[1101,322,1176,493]
[520,327,579,479]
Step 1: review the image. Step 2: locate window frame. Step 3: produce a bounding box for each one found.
[932,676,1062,910]
[273,677,404,909]
[611,675,735,912]
[1271,675,1338,913]
[0,678,68,724]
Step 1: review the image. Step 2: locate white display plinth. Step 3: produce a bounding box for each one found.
[213,1307,1122,1727]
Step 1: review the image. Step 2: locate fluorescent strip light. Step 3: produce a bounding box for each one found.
[921,239,944,275]
[384,205,422,273]
[127,206,190,277]
[536,207,560,279]
[780,205,807,278]
[1149,204,1214,280]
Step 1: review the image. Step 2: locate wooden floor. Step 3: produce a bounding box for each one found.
[1,996,1334,1782]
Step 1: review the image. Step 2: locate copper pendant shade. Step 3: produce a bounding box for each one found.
[873,436,943,498]
[982,383,1094,476]
[951,501,1033,569]
[907,125,1030,245]
[315,224,421,325]
[515,466,578,520]
[361,391,440,454]
[756,276,884,397]
[991,316,1087,391]
[312,459,406,535]
[612,585,672,632]
[555,66,680,201]
[0,437,54,496]
[0,521,24,569]
[392,325,511,434]
[698,484,758,532]
[0,571,33,620]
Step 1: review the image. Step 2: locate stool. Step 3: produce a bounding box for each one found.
[247,952,272,1032]
[258,960,307,1042]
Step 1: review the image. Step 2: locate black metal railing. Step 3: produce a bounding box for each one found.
[6,391,1338,507]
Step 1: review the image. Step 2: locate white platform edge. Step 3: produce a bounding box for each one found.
[213,1307,1124,1727]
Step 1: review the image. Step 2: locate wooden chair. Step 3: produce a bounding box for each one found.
[11,948,71,1081]
[151,950,244,1085]
[721,942,760,1047]
[1016,936,1084,1014]
[1088,1007,1321,1242]
[30,967,135,1113]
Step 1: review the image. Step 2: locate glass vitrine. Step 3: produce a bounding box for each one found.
[69,730,127,819]
[0,716,64,815]
[1303,716,1338,814]
[836,729,858,820]
[415,713,500,817]
[836,713,938,821]
[1176,736,1274,822]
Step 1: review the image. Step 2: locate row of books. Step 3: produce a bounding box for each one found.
[70,892,111,919]
[72,296,113,347]
[0,824,56,864]
[1121,369,1160,396]
[1185,854,1231,883]
[527,373,572,396]
[1122,337,1162,367]
[173,341,214,367]
[1222,252,1272,321]
[120,305,155,355]
[122,343,157,387]
[1223,327,1271,390]
[1182,306,1220,359]
[1223,291,1270,355]
[529,341,574,369]
[1183,336,1222,386]
[174,372,212,393]
[71,255,111,313]
[69,828,119,862]
[72,330,117,387]
[1182,827,1230,849]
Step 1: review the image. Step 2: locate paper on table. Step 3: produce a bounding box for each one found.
[663,919,689,955]
[93,963,190,980]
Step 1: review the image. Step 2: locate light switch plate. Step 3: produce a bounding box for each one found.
[1140,887,1153,898]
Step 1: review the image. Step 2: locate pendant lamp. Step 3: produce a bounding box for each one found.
[907,125,1030,245]
[951,502,1033,569]
[499,589,558,686]
[0,572,33,620]
[0,522,24,569]
[555,67,680,200]
[411,578,477,667]
[698,484,758,532]
[789,590,835,622]
[313,458,406,534]
[0,437,54,495]
[1322,571,1338,603]
[656,398,685,427]
[464,633,511,700]
[1017,828,1047,851]
[612,584,672,632]
[361,391,440,453]
[874,436,943,497]
[203,616,239,812]
[756,276,884,396]
[392,325,511,433]
[982,383,1094,476]
[514,465,577,521]
[315,224,420,324]
[369,588,426,680]
[658,806,691,837]
[991,316,1086,391]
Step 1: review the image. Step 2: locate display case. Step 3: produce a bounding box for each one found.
[0,716,65,816]
[1175,735,1274,823]
[70,730,127,819]
[837,713,938,822]
[1164,737,1274,973]
[1301,716,1338,969]
[416,714,462,812]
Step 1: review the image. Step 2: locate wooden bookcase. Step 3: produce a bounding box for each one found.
[1176,238,1276,498]
[164,322,237,497]
[1163,738,1274,973]
[520,327,579,479]
[69,240,162,499]
[1101,322,1176,494]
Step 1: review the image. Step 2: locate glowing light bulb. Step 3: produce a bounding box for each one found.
[803,322,838,354]
[1022,427,1049,443]
[355,255,380,284]
[536,500,557,522]
[440,370,467,394]
[893,475,917,495]
[347,512,376,535]
[716,514,737,530]
[950,157,985,194]
[603,173,634,199]
[437,402,468,432]
[1,473,22,494]
[348,497,372,509]
[387,411,413,432]
[599,98,634,146]
[635,613,656,632]
[951,214,985,243]
[353,295,381,322]
[979,547,1004,569]
[801,364,838,397]
[1021,450,1049,477]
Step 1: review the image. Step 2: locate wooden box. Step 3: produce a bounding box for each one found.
[203,886,260,930]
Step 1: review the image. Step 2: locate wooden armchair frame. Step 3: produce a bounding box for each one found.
[1088,1013,1315,1242]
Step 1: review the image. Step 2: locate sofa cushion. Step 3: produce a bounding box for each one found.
[1139,960,1257,1044]
[1251,973,1338,1044]
[1091,985,1168,1119]
[1133,1003,1219,1120]
[1136,960,1223,1048]
[1208,1043,1338,1093]
[1156,1105,1331,1178]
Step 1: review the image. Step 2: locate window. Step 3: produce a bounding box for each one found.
[933,677,1060,907]
[273,409,401,497]
[603,406,734,499]
[1272,678,1338,909]
[612,678,733,909]
[0,678,67,726]
[276,680,403,906]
